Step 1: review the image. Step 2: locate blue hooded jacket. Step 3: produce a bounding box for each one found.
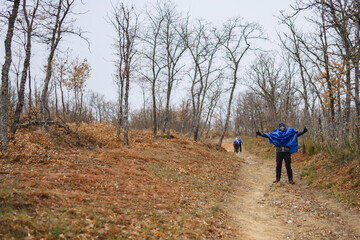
[264,123,298,153]
[233,138,241,146]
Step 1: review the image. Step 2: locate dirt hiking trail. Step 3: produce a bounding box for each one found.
[223,143,360,240]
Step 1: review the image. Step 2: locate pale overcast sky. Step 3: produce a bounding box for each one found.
[74,0,299,108]
[2,1,301,109]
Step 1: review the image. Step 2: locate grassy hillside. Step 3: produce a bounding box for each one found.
[0,123,241,239]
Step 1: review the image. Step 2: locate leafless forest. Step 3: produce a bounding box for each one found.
[1,0,359,162]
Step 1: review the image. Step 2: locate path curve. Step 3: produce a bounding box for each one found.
[224,143,360,240]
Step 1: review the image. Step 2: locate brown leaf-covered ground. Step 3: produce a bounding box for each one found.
[1,124,360,239]
[0,123,241,239]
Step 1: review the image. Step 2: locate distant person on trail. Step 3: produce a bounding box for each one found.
[256,123,307,185]
[233,136,242,153]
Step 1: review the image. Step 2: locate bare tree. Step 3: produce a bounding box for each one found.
[159,0,186,138]
[109,2,139,145]
[0,0,20,151]
[114,72,124,139]
[278,16,313,128]
[138,79,149,129]
[235,91,264,135]
[88,91,105,123]
[64,58,91,125]
[282,7,334,141]
[319,0,353,137]
[38,0,87,120]
[216,17,265,146]
[140,2,166,136]
[280,53,300,125]
[352,0,360,150]
[52,51,71,121]
[10,0,40,135]
[246,53,284,127]
[203,80,223,140]
[183,19,222,141]
[291,0,360,156]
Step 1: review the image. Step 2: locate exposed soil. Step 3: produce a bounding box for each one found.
[223,143,360,240]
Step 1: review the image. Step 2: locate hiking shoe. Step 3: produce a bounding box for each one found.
[289,180,295,185]
[273,180,280,183]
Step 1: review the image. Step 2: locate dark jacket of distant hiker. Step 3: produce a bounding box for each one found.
[233,137,242,153]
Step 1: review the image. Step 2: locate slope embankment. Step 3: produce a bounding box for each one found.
[0,125,241,239]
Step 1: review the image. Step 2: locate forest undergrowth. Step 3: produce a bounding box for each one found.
[0,123,241,239]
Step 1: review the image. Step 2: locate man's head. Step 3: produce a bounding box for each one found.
[279,123,286,131]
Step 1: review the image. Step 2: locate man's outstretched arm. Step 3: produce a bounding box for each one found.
[256,130,269,138]
[297,127,308,137]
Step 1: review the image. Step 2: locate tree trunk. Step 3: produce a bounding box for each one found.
[355,0,360,152]
[117,74,124,140]
[204,103,216,140]
[40,1,62,120]
[28,65,32,110]
[79,90,84,125]
[344,56,351,138]
[188,77,197,139]
[16,0,39,124]
[164,80,172,138]
[353,55,360,151]
[0,0,20,151]
[60,80,66,121]
[73,87,78,123]
[123,73,130,145]
[55,82,58,118]
[194,95,204,142]
[218,66,238,146]
[152,80,157,136]
[193,79,204,142]
[11,0,36,135]
[320,7,335,142]
[293,33,311,127]
[40,46,58,120]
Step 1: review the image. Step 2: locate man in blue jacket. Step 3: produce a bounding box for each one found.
[256,123,307,185]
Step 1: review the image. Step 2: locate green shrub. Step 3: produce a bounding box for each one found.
[305,138,321,156]
[327,138,359,164]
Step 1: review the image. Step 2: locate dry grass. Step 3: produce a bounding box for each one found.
[0,123,240,239]
[294,153,360,209]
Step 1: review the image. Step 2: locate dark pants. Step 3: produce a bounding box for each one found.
[234,144,242,153]
[275,152,293,181]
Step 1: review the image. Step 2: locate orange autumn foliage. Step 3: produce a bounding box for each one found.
[320,61,351,111]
